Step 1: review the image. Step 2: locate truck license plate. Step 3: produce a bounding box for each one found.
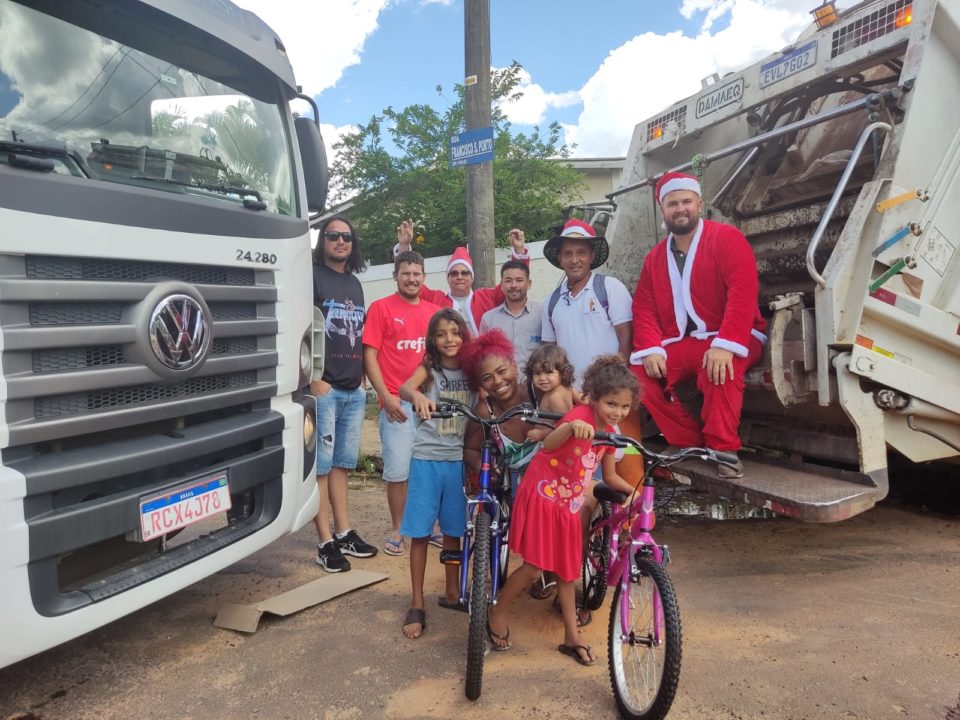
[140,473,231,541]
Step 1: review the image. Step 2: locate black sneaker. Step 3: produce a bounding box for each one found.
[316,541,351,573]
[336,529,378,558]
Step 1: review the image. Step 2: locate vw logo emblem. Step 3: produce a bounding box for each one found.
[149,294,210,370]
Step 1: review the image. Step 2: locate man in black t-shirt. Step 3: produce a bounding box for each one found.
[311,216,378,572]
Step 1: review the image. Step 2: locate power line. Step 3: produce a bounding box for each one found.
[48,47,133,133]
[88,64,174,131]
[40,45,127,127]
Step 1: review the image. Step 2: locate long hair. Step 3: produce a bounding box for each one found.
[419,308,470,392]
[460,328,516,391]
[313,215,367,274]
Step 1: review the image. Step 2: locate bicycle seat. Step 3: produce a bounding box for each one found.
[593,484,628,505]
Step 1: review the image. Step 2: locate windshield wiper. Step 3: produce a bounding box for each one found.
[129,175,267,210]
[0,140,92,177]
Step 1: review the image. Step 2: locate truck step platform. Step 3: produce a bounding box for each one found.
[666,453,880,523]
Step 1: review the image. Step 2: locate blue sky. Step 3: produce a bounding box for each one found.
[235,0,853,158]
[315,0,703,133]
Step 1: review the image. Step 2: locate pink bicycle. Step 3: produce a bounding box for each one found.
[583,432,741,720]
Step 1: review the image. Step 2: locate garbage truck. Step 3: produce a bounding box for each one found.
[0,0,328,666]
[605,0,959,522]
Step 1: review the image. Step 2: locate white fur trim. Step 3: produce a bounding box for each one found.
[664,239,687,347]
[447,259,474,274]
[710,337,749,358]
[679,220,706,335]
[658,177,701,204]
[751,329,767,344]
[392,243,400,257]
[511,248,530,260]
[630,348,666,364]
[560,225,593,238]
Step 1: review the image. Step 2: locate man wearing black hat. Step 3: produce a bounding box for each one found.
[541,218,633,388]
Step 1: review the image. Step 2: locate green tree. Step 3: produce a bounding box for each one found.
[331,63,585,266]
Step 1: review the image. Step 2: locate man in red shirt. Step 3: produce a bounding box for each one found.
[631,172,767,478]
[363,250,441,555]
[394,221,529,335]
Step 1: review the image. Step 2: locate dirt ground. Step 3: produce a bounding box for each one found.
[2,417,959,720]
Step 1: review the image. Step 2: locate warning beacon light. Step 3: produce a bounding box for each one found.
[811,1,839,29]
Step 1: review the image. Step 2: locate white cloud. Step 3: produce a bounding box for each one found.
[564,0,861,157]
[496,66,580,126]
[232,0,389,97]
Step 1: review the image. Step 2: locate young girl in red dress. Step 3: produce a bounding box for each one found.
[486,354,640,665]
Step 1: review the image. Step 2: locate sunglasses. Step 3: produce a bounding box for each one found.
[447,270,471,278]
[323,230,354,243]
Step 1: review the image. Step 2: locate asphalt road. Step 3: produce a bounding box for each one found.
[2,482,959,720]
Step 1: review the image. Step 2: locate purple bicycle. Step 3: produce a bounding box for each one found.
[583,432,740,720]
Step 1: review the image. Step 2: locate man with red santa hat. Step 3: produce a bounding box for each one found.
[394,220,529,336]
[630,172,766,478]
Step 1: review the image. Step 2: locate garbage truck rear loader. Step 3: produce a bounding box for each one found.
[606,0,959,521]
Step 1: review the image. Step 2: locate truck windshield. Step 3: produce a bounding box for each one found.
[0,1,296,215]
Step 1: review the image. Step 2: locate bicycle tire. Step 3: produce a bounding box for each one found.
[465,510,491,701]
[607,556,682,720]
[582,501,610,611]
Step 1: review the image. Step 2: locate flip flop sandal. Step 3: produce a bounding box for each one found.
[437,596,467,613]
[529,575,557,600]
[486,620,511,652]
[384,537,405,556]
[428,534,444,549]
[553,595,592,627]
[557,643,597,666]
[402,608,426,639]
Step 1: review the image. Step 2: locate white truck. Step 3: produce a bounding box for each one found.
[0,0,327,666]
[605,0,959,521]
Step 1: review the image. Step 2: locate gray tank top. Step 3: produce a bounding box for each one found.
[413,366,476,461]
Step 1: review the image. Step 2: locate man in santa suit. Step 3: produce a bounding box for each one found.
[630,172,766,478]
[394,220,529,336]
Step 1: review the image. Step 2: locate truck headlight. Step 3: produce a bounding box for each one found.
[303,407,316,449]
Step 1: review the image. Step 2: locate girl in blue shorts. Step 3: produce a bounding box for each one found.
[398,308,476,639]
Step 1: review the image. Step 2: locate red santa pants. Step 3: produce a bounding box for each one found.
[633,336,762,451]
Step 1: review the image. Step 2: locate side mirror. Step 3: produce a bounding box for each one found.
[294,115,328,221]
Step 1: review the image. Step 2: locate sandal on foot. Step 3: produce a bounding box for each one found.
[428,533,443,549]
[402,608,426,639]
[437,596,467,613]
[384,537,405,556]
[486,616,511,652]
[558,643,597,666]
[553,596,592,627]
[529,574,556,600]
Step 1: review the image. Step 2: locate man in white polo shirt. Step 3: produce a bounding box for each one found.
[540,218,633,388]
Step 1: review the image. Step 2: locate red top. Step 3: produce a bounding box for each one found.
[362,293,441,397]
[632,219,766,360]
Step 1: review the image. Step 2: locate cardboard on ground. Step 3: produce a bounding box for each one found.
[214,569,388,633]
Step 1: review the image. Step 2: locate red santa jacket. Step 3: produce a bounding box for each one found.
[630,219,766,362]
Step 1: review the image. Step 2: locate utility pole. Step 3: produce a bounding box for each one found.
[464,0,495,289]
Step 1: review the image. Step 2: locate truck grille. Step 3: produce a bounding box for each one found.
[1,253,286,615]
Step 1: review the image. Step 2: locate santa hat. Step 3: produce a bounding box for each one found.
[447,246,474,275]
[655,172,701,205]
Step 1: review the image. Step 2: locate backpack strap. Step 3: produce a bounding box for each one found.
[548,273,611,324]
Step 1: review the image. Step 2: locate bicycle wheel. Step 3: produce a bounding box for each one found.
[465,509,491,701]
[582,501,610,611]
[607,556,682,720]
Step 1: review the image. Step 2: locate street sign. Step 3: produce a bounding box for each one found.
[449,126,494,167]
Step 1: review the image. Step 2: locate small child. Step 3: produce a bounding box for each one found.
[398,309,476,640]
[487,354,640,666]
[525,344,582,420]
